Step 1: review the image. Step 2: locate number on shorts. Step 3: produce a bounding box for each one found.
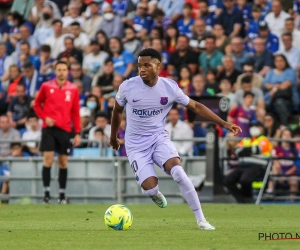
[131,160,138,173]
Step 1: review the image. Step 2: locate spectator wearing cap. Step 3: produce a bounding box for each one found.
[280,18,300,50]
[83,1,103,39]
[83,40,108,78]
[198,0,215,32]
[169,35,199,76]
[250,37,274,77]
[88,111,111,141]
[15,25,39,57]
[97,5,123,39]
[133,2,153,39]
[277,33,300,70]
[158,0,184,22]
[236,62,263,90]
[229,37,250,72]
[199,35,224,76]
[68,62,92,93]
[45,20,66,59]
[57,36,83,65]
[176,3,194,38]
[217,0,244,38]
[22,61,45,97]
[62,2,85,29]
[264,0,290,38]
[77,107,93,148]
[257,20,279,53]
[69,22,90,52]
[218,55,241,88]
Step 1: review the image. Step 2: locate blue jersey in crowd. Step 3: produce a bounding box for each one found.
[177,18,194,38]
[133,15,153,33]
[112,49,136,76]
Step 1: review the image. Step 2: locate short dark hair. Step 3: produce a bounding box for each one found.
[52,19,62,26]
[70,21,80,27]
[104,57,113,65]
[10,142,21,148]
[285,17,294,23]
[40,44,51,52]
[55,61,68,69]
[281,32,292,39]
[27,110,38,120]
[205,35,216,42]
[183,3,193,9]
[252,4,262,12]
[241,76,252,84]
[95,111,108,120]
[17,82,26,89]
[23,61,34,69]
[95,128,104,135]
[243,91,254,98]
[20,41,30,48]
[138,48,161,62]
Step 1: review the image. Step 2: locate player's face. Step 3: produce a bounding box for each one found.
[55,64,68,81]
[138,56,160,83]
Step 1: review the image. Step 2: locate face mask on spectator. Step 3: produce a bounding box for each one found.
[42,13,51,20]
[249,127,261,138]
[104,13,114,21]
[8,21,14,27]
[86,101,97,110]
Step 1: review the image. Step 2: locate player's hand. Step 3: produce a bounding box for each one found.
[109,137,120,150]
[45,117,55,127]
[223,122,242,136]
[73,134,81,147]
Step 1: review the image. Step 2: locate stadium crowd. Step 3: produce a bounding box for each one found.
[1,0,300,199]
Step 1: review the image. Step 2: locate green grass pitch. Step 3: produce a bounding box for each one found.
[1,203,300,250]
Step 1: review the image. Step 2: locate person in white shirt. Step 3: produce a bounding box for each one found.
[165,108,194,156]
[45,19,66,59]
[83,1,103,39]
[22,114,41,155]
[62,2,85,29]
[264,0,290,38]
[279,18,300,50]
[88,112,111,141]
[83,40,108,78]
[69,21,90,51]
[277,32,300,70]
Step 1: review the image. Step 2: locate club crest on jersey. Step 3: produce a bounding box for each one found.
[65,90,71,102]
[160,97,168,105]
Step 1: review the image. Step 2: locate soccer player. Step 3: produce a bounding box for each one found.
[34,61,81,204]
[109,48,241,230]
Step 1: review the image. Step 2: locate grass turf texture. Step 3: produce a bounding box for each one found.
[1,204,300,250]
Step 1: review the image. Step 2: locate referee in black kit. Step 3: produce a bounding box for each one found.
[34,61,81,204]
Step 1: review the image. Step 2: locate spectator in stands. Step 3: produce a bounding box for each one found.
[85,94,100,123]
[0,115,20,157]
[246,4,263,42]
[217,79,235,108]
[22,113,41,155]
[190,74,210,97]
[277,33,300,70]
[0,161,9,202]
[7,83,32,130]
[0,42,13,83]
[123,26,141,58]
[236,62,263,90]
[109,37,135,79]
[169,35,198,76]
[198,0,215,31]
[150,26,164,41]
[83,1,103,39]
[158,0,184,22]
[257,0,271,19]
[217,0,244,38]
[151,8,172,32]
[263,54,298,127]
[199,35,224,76]
[57,36,83,65]
[281,18,300,50]
[224,121,272,203]
[267,129,299,200]
[165,24,179,53]
[176,3,194,38]
[178,66,192,96]
[10,142,30,157]
[96,30,110,53]
[257,21,279,53]
[62,2,85,28]
[228,92,256,137]
[236,0,252,21]
[36,45,55,81]
[92,58,115,95]
[165,107,194,156]
[230,37,250,72]
[33,5,54,47]
[251,37,274,77]
[133,2,152,39]
[15,25,38,57]
[22,61,44,98]
[218,55,241,88]
[7,65,24,99]
[264,0,290,39]
[89,112,111,140]
[45,19,66,59]
[205,69,220,95]
[17,41,37,69]
[212,24,231,55]
[263,113,281,139]
[73,80,86,107]
[189,18,209,53]
[68,62,92,93]
[0,12,10,40]
[78,107,93,148]
[151,38,169,68]
[82,40,108,78]
[69,22,90,52]
[105,74,123,98]
[97,5,123,39]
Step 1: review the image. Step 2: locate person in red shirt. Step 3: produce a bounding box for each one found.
[34,61,81,204]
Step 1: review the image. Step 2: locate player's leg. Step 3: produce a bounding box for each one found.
[57,154,68,203]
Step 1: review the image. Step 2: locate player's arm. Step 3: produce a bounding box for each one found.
[109,101,124,150]
[185,99,241,136]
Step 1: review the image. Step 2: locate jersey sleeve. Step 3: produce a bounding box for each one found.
[174,84,190,106]
[115,81,127,107]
